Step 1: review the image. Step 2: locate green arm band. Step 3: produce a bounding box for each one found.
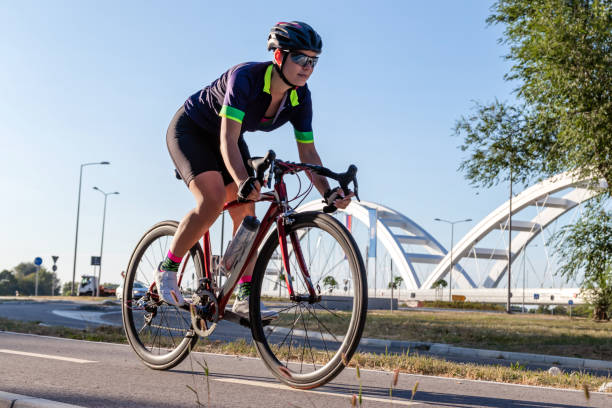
[294,129,314,144]
[219,105,245,124]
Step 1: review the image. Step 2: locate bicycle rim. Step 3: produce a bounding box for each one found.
[122,221,203,370]
[250,212,367,388]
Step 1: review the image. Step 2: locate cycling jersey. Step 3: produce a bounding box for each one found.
[184,62,314,144]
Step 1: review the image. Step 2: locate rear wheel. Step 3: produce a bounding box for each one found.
[250,212,367,389]
[122,221,204,370]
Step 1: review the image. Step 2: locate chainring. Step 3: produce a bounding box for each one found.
[189,289,219,337]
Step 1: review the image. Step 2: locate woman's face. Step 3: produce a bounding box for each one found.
[276,49,318,87]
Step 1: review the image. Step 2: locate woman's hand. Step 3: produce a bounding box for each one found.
[324,187,354,212]
[237,177,261,202]
[334,190,354,210]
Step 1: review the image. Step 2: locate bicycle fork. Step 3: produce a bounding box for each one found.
[277,215,321,304]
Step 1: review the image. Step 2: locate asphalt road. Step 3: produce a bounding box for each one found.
[1,331,609,407]
[1,300,610,377]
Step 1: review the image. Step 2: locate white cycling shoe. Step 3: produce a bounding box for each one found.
[154,266,186,307]
[232,296,279,321]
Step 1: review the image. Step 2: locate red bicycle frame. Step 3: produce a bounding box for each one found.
[177,163,317,319]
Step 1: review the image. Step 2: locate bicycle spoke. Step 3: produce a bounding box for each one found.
[300,304,317,371]
[314,302,345,321]
[305,305,333,357]
[285,306,300,367]
[298,304,306,373]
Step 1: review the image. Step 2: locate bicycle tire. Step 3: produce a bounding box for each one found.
[249,211,367,389]
[122,220,204,370]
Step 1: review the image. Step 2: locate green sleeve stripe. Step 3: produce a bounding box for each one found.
[219,105,245,124]
[294,129,314,143]
[263,64,273,94]
[290,89,299,106]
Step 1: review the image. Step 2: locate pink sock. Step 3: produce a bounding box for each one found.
[238,275,252,284]
[167,250,183,263]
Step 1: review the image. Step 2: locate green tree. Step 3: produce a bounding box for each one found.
[454,0,612,319]
[9,263,61,296]
[62,281,73,296]
[550,199,612,319]
[388,276,404,290]
[0,270,18,295]
[322,276,338,294]
[432,279,447,289]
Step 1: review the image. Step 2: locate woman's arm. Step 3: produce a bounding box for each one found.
[220,117,260,200]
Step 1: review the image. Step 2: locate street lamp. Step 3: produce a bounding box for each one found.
[93,187,119,296]
[434,217,472,302]
[71,161,110,295]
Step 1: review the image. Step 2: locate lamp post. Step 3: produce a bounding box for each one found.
[434,217,472,302]
[93,187,119,296]
[71,161,110,295]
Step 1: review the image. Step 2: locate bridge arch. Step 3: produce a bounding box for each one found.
[297,200,475,290]
[421,172,606,289]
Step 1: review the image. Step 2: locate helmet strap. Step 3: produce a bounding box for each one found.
[274,52,298,88]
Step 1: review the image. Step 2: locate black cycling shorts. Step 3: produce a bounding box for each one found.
[166,106,253,187]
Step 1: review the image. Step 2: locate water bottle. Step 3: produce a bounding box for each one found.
[218,216,260,297]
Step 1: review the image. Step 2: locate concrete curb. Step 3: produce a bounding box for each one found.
[0,391,84,408]
[358,337,612,371]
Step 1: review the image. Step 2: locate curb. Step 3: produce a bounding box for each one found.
[0,391,84,408]
[358,337,612,371]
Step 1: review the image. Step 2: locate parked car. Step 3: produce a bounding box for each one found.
[116,281,148,301]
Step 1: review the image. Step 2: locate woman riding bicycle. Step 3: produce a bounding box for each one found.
[158,21,353,318]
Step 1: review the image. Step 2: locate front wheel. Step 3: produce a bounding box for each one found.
[250,212,367,389]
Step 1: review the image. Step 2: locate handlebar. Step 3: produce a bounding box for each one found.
[248,149,360,204]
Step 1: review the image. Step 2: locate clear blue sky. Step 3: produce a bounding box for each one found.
[0,1,519,286]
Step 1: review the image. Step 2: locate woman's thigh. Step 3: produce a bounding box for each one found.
[188,171,226,213]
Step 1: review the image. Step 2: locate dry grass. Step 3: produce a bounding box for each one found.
[194,338,609,391]
[273,308,612,360]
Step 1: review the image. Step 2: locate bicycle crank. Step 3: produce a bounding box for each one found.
[189,288,219,337]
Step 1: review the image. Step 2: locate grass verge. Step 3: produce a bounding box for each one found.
[271,308,612,360]
[1,316,609,391]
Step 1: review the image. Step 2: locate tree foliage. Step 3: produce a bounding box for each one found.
[322,276,338,293]
[0,263,61,296]
[455,0,612,319]
[388,276,404,290]
[456,0,612,191]
[550,198,612,319]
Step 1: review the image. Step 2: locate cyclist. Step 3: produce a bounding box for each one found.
[158,21,353,319]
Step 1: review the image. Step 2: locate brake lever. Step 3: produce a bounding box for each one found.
[267,160,275,188]
[353,176,360,201]
[339,164,359,201]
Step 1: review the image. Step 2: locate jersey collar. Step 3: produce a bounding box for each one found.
[263,64,300,107]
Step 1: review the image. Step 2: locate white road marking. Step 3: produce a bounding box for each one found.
[0,349,97,363]
[214,377,418,406]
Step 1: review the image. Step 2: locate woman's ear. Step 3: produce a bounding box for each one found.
[273,49,284,66]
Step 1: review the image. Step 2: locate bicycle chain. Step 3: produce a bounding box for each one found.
[145,323,192,334]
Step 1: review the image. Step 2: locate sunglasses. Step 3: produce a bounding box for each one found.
[288,52,319,68]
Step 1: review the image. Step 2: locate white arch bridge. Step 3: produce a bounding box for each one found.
[297,172,607,305]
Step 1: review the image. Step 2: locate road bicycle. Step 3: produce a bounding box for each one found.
[121,150,367,389]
